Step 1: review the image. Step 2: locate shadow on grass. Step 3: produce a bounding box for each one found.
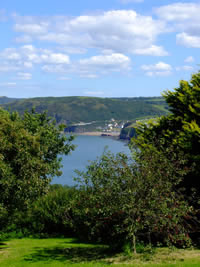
[0,242,8,250]
[24,245,115,264]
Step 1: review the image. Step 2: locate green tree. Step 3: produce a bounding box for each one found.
[0,108,74,226]
[132,71,200,205]
[73,149,191,252]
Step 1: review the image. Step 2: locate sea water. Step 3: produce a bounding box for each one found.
[52,135,130,186]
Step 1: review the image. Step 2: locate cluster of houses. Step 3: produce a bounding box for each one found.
[97,118,125,133]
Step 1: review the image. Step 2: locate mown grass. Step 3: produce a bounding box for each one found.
[0,238,200,266]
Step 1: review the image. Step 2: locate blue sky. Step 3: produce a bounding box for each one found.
[0,0,199,98]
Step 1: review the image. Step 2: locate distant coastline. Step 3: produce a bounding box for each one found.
[75,131,120,137]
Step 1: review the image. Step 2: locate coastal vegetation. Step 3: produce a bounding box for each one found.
[1,71,200,265]
[1,96,168,133]
[0,109,75,230]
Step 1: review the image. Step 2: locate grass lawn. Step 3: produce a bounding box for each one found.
[0,238,200,266]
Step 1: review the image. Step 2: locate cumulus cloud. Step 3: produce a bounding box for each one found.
[42,64,66,73]
[13,11,167,56]
[134,45,168,56]
[155,3,200,48]
[78,53,131,77]
[40,53,70,64]
[17,72,32,80]
[176,32,200,48]
[119,0,144,4]
[14,22,49,35]
[42,53,131,78]
[141,62,172,76]
[79,53,130,70]
[176,65,194,71]
[0,45,70,74]
[155,3,200,22]
[184,56,194,63]
[80,74,98,79]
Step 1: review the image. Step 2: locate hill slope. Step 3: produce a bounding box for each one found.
[0,96,21,104]
[1,96,168,126]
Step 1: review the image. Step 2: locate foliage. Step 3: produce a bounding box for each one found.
[73,148,191,251]
[132,71,200,206]
[0,108,75,229]
[27,185,76,236]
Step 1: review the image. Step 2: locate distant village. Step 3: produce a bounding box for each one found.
[66,117,158,134]
[96,118,125,132]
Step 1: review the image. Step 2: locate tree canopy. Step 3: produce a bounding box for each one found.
[132,71,200,205]
[0,108,75,218]
[73,148,191,250]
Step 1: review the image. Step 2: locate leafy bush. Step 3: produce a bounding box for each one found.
[72,148,191,251]
[14,185,76,237]
[0,108,75,231]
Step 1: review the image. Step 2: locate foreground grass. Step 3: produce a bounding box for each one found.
[0,238,200,266]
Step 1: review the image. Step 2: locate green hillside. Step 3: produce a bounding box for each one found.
[0,96,21,104]
[1,96,168,126]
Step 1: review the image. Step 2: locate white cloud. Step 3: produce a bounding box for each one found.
[42,64,66,73]
[40,53,70,64]
[14,22,49,35]
[0,44,72,89]
[42,53,131,78]
[176,65,194,71]
[141,62,172,76]
[0,48,21,61]
[0,45,70,74]
[79,53,130,70]
[176,32,200,48]
[24,62,33,68]
[80,74,98,79]
[78,53,131,77]
[17,72,32,80]
[184,56,194,63]
[13,11,167,56]
[141,62,172,71]
[59,47,87,54]
[0,82,17,87]
[183,65,193,71]
[134,45,168,56]
[155,3,200,22]
[15,35,33,43]
[155,3,200,48]
[0,64,20,72]
[119,0,144,4]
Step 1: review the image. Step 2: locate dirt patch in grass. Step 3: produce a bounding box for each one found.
[0,242,10,259]
[102,247,200,266]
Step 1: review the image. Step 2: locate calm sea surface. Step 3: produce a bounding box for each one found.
[52,135,130,186]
